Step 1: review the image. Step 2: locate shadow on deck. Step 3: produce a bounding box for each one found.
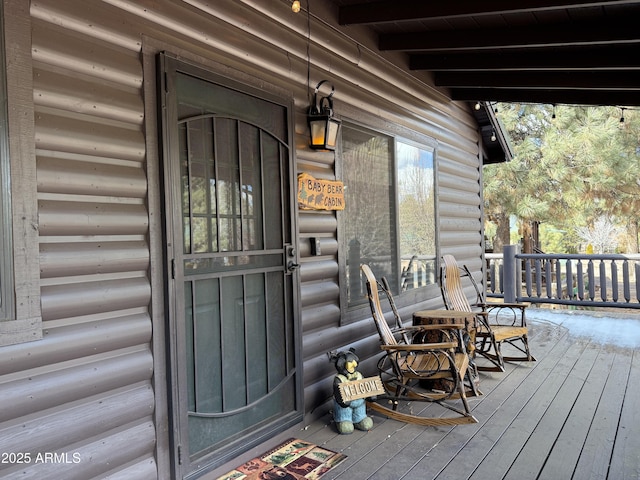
[297,308,640,480]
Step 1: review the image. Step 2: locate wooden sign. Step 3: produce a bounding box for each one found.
[297,173,345,211]
[337,376,385,403]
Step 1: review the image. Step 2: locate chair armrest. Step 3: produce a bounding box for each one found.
[403,324,466,331]
[380,342,457,352]
[485,302,529,327]
[490,302,528,308]
[470,303,490,313]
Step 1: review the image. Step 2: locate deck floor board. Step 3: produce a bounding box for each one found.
[298,313,640,480]
[607,350,640,480]
[468,335,591,480]
[537,347,620,480]
[501,341,602,479]
[566,349,631,479]
[427,329,576,480]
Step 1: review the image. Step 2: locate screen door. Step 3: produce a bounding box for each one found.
[159,54,301,478]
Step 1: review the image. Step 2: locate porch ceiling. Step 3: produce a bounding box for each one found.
[335,0,640,108]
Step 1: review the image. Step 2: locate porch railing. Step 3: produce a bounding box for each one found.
[486,245,640,309]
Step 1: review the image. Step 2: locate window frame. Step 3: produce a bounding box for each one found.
[0,5,13,322]
[337,118,439,325]
[0,1,43,346]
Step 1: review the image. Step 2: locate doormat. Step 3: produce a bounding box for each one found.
[216,438,347,480]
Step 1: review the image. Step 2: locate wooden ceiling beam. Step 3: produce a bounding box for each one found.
[338,0,638,25]
[449,87,640,106]
[379,18,639,51]
[410,45,640,71]
[435,71,640,89]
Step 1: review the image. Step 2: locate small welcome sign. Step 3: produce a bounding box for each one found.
[297,173,345,211]
[337,376,385,403]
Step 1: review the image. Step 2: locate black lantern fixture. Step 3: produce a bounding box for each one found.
[308,80,341,151]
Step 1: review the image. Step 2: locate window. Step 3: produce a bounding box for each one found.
[341,123,437,308]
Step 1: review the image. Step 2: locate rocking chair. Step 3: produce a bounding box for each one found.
[439,254,535,372]
[361,264,478,426]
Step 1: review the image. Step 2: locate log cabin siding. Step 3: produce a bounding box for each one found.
[0,0,485,478]
[0,0,155,478]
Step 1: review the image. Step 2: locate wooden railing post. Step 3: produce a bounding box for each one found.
[503,245,519,302]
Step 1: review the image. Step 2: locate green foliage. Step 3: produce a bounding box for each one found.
[538,224,580,253]
[484,104,640,253]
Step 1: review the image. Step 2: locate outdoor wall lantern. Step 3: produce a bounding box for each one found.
[308,80,341,151]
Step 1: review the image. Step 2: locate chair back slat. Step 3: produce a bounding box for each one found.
[361,264,398,346]
[441,254,473,312]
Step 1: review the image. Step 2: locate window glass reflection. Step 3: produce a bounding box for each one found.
[397,141,436,290]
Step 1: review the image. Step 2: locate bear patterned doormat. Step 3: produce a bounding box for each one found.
[216,438,347,480]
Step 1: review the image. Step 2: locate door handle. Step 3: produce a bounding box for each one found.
[287,261,300,272]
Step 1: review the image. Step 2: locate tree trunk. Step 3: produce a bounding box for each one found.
[493,213,510,253]
[629,218,639,253]
[520,221,534,254]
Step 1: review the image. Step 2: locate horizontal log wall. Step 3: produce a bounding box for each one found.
[0,0,484,478]
[0,0,154,478]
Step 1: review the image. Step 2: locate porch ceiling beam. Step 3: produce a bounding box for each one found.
[379,19,639,51]
[338,0,637,25]
[410,45,640,71]
[435,71,640,89]
[448,87,640,106]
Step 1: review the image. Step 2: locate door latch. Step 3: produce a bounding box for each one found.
[287,261,300,272]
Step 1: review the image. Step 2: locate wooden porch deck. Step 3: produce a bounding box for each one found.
[298,309,640,480]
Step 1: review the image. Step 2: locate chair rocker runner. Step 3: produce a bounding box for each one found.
[440,255,535,372]
[361,264,478,427]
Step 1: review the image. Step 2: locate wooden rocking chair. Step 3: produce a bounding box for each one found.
[361,264,478,426]
[440,254,535,372]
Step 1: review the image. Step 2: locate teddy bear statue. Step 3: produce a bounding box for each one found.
[329,348,374,434]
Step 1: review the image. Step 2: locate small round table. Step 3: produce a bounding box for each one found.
[412,309,477,354]
[412,309,477,328]
[413,310,480,395]
[412,309,480,390]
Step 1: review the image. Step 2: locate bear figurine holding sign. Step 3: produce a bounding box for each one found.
[329,349,374,434]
